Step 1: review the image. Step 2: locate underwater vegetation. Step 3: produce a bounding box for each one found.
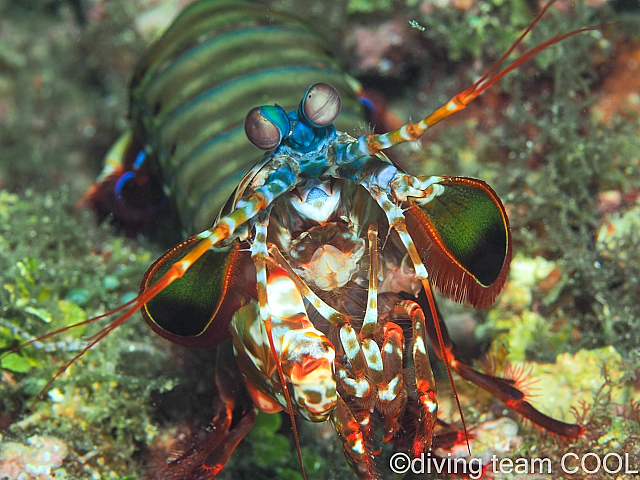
[0,0,639,479]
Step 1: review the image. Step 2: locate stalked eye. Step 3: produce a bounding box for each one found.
[300,83,341,127]
[244,105,290,150]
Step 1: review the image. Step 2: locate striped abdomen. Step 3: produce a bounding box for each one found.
[128,0,365,234]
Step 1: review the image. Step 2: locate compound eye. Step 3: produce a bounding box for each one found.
[300,83,341,127]
[245,105,290,150]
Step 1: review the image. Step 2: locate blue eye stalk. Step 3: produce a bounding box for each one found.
[245,83,342,154]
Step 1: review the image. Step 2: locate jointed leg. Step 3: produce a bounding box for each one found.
[387,300,438,456]
[417,290,583,438]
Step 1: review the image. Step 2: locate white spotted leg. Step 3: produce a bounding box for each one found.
[368,189,470,453]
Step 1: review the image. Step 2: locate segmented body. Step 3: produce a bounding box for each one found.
[90,0,365,235]
[139,89,580,479]
[36,1,596,479]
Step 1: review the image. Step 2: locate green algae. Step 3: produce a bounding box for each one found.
[347,0,396,14]
[0,186,172,479]
[414,0,536,61]
[411,0,640,358]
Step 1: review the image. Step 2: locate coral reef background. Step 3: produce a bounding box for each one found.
[1,0,639,478]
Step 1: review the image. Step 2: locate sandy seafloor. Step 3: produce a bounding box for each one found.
[1,0,640,479]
